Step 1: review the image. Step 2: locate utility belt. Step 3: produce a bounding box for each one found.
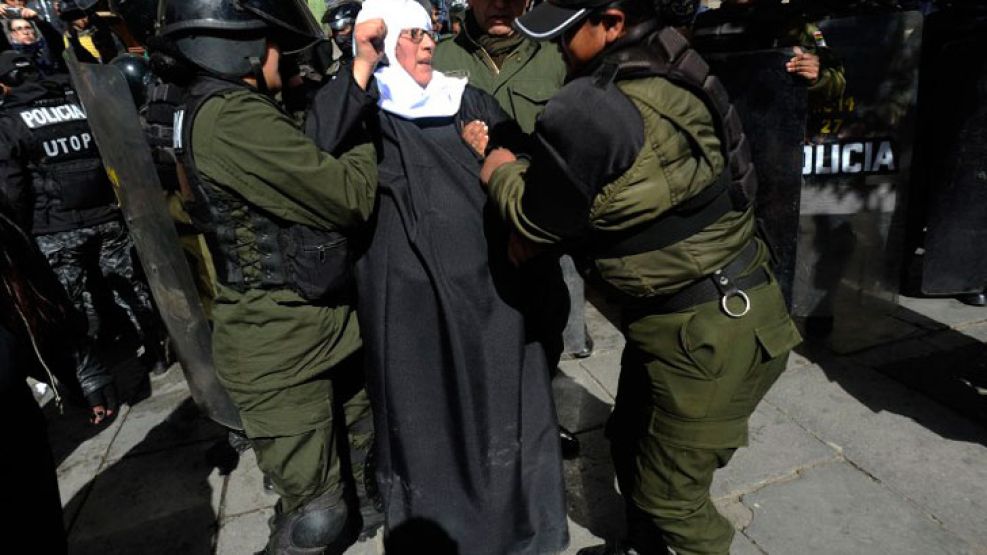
[627,241,770,319]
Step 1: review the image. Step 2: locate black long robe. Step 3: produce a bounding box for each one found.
[355,86,568,554]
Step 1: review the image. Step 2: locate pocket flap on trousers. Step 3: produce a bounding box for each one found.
[755,317,802,360]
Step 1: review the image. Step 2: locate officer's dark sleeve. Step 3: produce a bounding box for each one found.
[456,86,527,156]
[488,77,644,244]
[305,67,379,156]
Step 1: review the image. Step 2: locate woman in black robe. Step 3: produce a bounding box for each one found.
[307,0,568,552]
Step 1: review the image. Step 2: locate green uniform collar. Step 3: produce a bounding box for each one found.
[463,12,526,69]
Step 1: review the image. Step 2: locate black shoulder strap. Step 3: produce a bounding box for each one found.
[173,78,247,230]
[175,77,247,159]
[587,27,758,258]
[606,27,758,210]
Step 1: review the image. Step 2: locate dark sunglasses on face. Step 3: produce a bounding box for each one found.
[400,28,439,43]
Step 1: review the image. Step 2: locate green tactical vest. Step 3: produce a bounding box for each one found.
[586,75,757,301]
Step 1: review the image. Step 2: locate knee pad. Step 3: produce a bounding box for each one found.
[268,490,350,554]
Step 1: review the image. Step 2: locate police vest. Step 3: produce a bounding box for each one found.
[140,81,183,191]
[588,25,757,258]
[175,77,352,302]
[14,92,115,213]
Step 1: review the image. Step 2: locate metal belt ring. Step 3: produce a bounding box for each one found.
[721,289,751,318]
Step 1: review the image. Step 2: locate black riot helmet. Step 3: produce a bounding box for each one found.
[58,0,101,21]
[322,0,361,55]
[109,0,158,46]
[322,0,361,31]
[156,0,324,78]
[0,51,39,88]
[109,53,153,105]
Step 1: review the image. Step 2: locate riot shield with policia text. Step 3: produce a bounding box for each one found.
[796,11,922,349]
[65,51,242,430]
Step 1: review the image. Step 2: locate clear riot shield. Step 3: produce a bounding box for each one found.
[65,52,242,430]
[918,11,987,296]
[704,49,807,307]
[794,11,923,351]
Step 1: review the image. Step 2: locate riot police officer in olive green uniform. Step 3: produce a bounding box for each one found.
[154,1,385,552]
[480,0,803,553]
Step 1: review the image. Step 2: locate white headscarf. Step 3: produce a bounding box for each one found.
[356,0,467,119]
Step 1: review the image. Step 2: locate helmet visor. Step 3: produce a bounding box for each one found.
[239,0,325,53]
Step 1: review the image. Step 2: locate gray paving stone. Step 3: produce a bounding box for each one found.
[891,303,953,331]
[956,321,987,343]
[563,516,605,554]
[219,507,382,555]
[563,428,626,542]
[577,351,622,401]
[106,389,226,462]
[556,362,614,434]
[847,336,941,369]
[68,442,222,554]
[148,363,193,397]
[712,402,838,499]
[345,534,383,555]
[897,295,987,330]
[824,307,926,354]
[50,403,129,472]
[58,450,102,527]
[765,362,987,549]
[54,405,130,520]
[714,497,754,530]
[730,531,767,555]
[743,461,975,555]
[216,507,274,555]
[919,328,984,352]
[584,295,625,355]
[222,449,276,518]
[786,349,812,369]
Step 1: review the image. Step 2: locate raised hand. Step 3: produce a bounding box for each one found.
[353,18,387,90]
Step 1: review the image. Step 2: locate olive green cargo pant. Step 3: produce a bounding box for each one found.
[234,354,374,516]
[609,272,801,555]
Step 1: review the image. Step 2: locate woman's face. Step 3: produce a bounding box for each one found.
[9,19,36,45]
[395,28,436,88]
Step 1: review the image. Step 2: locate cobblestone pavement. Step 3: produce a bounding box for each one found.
[51,293,987,554]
